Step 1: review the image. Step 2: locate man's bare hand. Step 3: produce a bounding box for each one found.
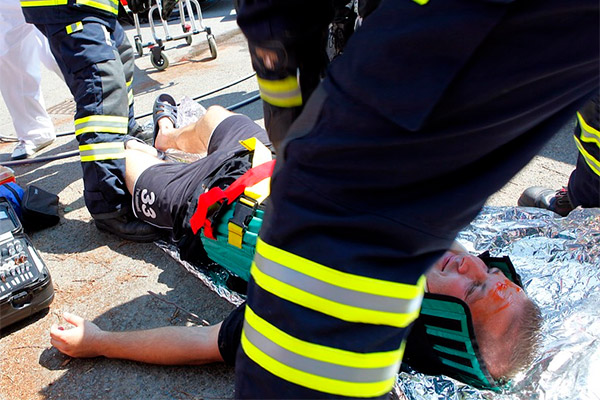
[50,312,104,358]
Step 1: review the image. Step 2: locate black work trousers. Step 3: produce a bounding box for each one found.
[568,95,600,208]
[235,0,599,398]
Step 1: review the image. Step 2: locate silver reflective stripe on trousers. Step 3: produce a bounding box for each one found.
[254,251,422,315]
[243,320,399,383]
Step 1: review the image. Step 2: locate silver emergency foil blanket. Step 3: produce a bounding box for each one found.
[155,240,246,306]
[156,206,600,400]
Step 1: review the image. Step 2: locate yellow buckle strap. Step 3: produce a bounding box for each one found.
[228,222,244,248]
[226,137,273,247]
[239,137,272,203]
[227,196,259,248]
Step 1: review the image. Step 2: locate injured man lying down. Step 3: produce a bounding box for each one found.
[50,95,543,393]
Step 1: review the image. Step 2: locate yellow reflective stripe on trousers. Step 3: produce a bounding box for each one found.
[21,0,67,6]
[577,111,600,148]
[79,142,125,162]
[256,76,302,108]
[252,238,426,327]
[574,136,600,177]
[241,305,403,398]
[66,21,83,34]
[76,0,118,14]
[75,115,128,136]
[413,0,429,4]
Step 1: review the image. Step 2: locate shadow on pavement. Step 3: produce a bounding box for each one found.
[35,246,237,399]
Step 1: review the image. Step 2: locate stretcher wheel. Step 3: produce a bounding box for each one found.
[183,23,192,46]
[135,38,144,57]
[151,52,169,71]
[207,35,217,59]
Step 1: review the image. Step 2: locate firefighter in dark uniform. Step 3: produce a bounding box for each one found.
[519,95,600,216]
[235,0,599,398]
[20,0,159,241]
[236,0,333,152]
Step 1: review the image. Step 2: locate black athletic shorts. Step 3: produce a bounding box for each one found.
[218,303,245,366]
[132,114,269,235]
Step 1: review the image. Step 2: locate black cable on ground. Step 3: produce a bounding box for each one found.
[227,94,260,111]
[0,151,80,167]
[1,93,261,167]
[53,72,256,138]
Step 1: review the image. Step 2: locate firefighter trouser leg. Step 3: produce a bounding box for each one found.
[235,0,598,396]
[112,22,138,135]
[237,91,595,399]
[568,95,600,208]
[40,21,131,218]
[249,33,327,153]
[236,87,449,399]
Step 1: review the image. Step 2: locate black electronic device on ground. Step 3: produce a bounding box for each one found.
[0,198,54,330]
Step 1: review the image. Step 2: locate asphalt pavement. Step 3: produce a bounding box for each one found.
[0,2,579,399]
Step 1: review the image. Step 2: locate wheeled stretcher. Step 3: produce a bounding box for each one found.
[125,0,217,70]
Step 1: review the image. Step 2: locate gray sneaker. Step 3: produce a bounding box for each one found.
[518,186,574,217]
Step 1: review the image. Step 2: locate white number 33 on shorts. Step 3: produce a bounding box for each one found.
[140,189,157,219]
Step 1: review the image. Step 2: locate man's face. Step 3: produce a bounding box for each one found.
[425,250,529,377]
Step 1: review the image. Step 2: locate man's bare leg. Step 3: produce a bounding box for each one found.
[123,105,237,195]
[154,105,235,154]
[124,149,164,194]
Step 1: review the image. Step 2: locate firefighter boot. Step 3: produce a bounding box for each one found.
[94,213,164,242]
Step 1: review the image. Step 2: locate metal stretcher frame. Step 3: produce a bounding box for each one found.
[128,0,217,70]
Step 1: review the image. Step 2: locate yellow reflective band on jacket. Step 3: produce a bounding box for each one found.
[577,111,600,148]
[66,21,83,34]
[412,0,429,4]
[251,238,426,328]
[241,305,403,398]
[21,0,67,7]
[76,0,118,14]
[75,115,128,136]
[79,142,125,162]
[126,78,134,106]
[574,136,600,177]
[256,76,302,108]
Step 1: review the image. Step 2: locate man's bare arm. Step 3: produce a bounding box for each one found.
[50,312,224,365]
